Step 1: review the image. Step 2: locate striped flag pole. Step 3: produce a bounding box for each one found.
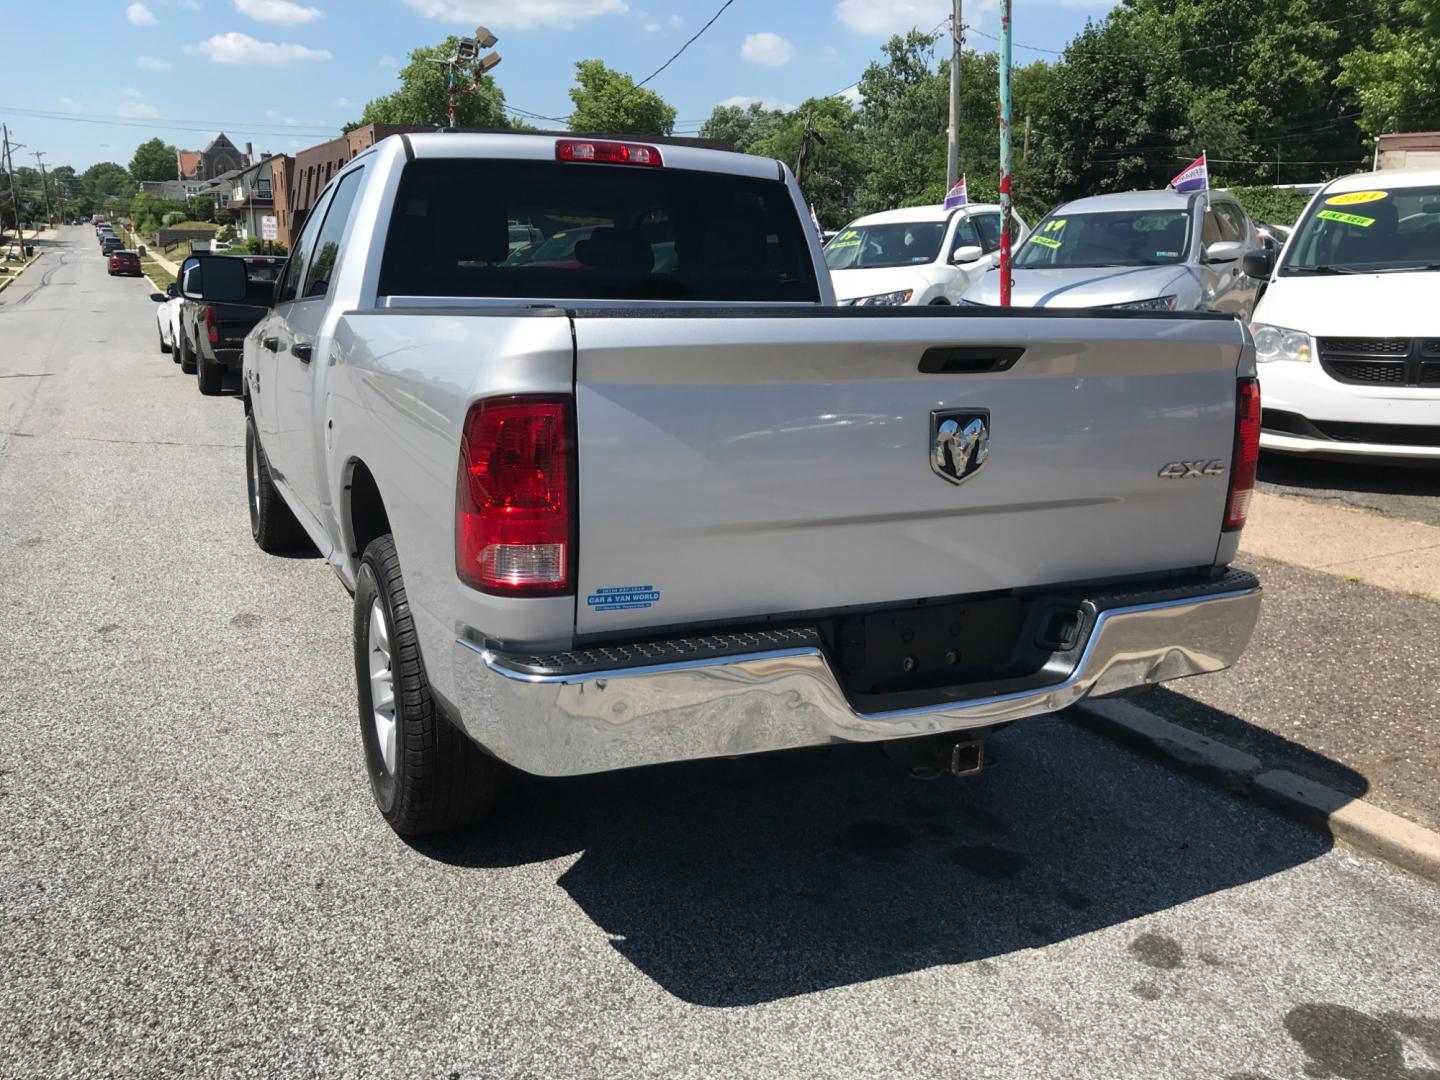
[998,0,1014,306]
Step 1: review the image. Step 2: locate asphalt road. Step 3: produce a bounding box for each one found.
[2,227,1438,1080]
[1258,455,1440,528]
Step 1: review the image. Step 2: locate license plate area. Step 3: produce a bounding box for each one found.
[828,596,1033,696]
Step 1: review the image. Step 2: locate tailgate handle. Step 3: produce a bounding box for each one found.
[919,346,1025,374]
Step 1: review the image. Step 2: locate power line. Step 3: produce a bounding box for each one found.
[632,0,736,90]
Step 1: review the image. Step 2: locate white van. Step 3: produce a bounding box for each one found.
[1247,168,1440,460]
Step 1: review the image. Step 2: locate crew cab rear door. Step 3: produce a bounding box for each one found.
[572,309,1245,635]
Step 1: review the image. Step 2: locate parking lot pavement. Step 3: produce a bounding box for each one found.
[3,228,1439,1079]
[1259,454,1440,528]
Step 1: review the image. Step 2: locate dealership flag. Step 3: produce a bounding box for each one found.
[943,175,969,209]
[809,202,823,238]
[1170,152,1209,194]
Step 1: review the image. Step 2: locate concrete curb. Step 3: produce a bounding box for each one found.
[1071,698,1440,884]
[0,251,42,295]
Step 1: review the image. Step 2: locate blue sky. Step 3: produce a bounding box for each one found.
[2,0,1117,172]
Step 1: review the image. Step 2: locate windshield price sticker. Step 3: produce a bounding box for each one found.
[1317,209,1376,228]
[829,228,862,249]
[1325,190,1388,206]
[1029,235,1063,249]
[1042,219,1067,233]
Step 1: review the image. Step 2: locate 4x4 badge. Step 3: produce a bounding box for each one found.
[931,409,990,485]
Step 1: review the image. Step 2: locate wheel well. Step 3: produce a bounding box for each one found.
[347,461,391,560]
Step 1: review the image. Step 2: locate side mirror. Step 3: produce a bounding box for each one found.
[166,283,179,298]
[179,255,250,304]
[950,244,984,265]
[1204,240,1245,264]
[1242,248,1275,280]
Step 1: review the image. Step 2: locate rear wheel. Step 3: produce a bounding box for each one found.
[245,413,307,553]
[196,349,223,395]
[355,535,501,837]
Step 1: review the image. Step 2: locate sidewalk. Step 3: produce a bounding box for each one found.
[1241,489,1440,601]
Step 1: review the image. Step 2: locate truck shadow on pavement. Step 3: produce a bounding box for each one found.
[1259,456,1440,499]
[416,714,1353,1008]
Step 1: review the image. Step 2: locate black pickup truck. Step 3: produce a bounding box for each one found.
[176,254,287,395]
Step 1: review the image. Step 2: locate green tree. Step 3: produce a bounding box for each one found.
[81,162,134,205]
[567,60,676,136]
[1337,0,1440,137]
[750,98,863,227]
[128,137,178,183]
[354,37,509,129]
[698,101,786,152]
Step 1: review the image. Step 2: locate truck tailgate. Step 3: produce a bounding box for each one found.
[573,310,1245,635]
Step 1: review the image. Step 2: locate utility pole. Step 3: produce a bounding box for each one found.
[433,26,501,130]
[33,151,53,226]
[946,0,963,190]
[794,108,826,186]
[1023,114,1031,163]
[2,125,25,250]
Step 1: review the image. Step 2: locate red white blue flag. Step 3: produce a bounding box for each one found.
[943,175,968,209]
[809,202,823,239]
[1170,153,1208,194]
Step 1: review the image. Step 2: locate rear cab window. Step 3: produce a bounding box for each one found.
[377,158,821,303]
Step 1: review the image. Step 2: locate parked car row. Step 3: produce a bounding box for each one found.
[820,169,1437,462]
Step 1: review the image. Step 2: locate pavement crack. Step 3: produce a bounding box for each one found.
[0,430,242,449]
[0,373,54,379]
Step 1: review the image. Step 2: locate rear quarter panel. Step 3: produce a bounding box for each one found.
[326,310,576,708]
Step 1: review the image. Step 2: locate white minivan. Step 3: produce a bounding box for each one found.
[825,203,1027,306]
[1247,168,1440,461]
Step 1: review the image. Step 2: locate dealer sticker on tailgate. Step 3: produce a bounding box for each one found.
[587,586,662,613]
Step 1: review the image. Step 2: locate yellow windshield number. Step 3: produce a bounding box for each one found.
[1324,191,1388,207]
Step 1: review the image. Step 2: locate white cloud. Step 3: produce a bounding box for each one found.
[838,85,862,106]
[122,87,145,98]
[333,96,355,109]
[378,53,397,67]
[402,0,628,31]
[642,20,660,31]
[189,31,331,64]
[668,12,680,26]
[127,2,158,25]
[835,0,948,35]
[234,0,322,23]
[136,54,172,69]
[718,94,796,112]
[117,101,162,118]
[740,31,794,67]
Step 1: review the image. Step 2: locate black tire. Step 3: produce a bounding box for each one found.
[159,326,171,355]
[197,349,223,395]
[355,535,501,836]
[928,298,950,305]
[179,335,197,374]
[245,413,307,553]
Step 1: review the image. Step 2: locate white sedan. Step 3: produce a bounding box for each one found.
[154,285,184,361]
[826,203,1028,306]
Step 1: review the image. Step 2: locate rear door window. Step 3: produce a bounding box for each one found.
[302,166,365,300]
[378,158,820,303]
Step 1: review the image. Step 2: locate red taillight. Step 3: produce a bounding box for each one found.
[1224,378,1261,531]
[556,139,663,167]
[204,304,218,345]
[456,396,574,595]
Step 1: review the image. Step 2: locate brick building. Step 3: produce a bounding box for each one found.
[282,123,431,247]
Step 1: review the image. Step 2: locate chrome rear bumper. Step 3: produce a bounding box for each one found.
[451,577,1261,777]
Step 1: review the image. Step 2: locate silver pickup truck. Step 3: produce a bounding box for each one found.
[184,132,1263,836]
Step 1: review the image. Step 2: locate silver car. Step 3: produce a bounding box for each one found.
[962,188,1264,316]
